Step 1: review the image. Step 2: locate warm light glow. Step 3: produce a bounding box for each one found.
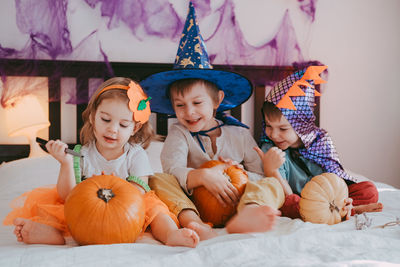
[5,95,50,157]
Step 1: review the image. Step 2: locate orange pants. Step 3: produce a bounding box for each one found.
[149,172,285,218]
[280,181,379,219]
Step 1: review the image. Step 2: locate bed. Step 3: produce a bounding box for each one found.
[0,59,399,266]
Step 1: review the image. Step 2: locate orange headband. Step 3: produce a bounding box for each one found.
[96,84,130,97]
[96,82,151,123]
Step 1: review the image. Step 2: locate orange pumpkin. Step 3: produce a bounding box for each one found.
[299,173,349,225]
[64,174,145,245]
[192,160,248,227]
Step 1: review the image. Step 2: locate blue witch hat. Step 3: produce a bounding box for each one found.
[140,1,253,115]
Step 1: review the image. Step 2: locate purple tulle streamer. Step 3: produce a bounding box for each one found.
[0,0,318,106]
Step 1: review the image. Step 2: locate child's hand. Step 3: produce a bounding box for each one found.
[254,146,285,176]
[46,140,72,164]
[201,164,240,207]
[218,156,244,171]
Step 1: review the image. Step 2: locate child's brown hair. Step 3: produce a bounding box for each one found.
[168,78,220,105]
[80,77,154,149]
[262,101,283,122]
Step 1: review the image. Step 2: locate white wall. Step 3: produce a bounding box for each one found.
[309,0,400,188]
[0,0,399,188]
[234,0,400,188]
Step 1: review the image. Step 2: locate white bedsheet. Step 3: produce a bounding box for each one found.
[0,148,399,267]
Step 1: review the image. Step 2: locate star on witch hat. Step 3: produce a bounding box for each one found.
[140,1,253,115]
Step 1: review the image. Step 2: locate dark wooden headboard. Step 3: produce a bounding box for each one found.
[0,59,317,162]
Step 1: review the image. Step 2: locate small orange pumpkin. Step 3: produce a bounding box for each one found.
[192,160,248,227]
[299,173,348,225]
[64,174,145,245]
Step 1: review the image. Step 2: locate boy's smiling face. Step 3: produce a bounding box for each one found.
[171,83,223,132]
[264,113,302,150]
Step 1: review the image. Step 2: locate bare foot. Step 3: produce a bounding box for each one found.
[353,202,383,214]
[187,221,218,241]
[13,218,65,245]
[226,204,281,234]
[165,228,200,248]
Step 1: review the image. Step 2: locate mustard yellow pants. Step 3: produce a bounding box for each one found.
[149,173,284,217]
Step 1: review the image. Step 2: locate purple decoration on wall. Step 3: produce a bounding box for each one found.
[15,0,72,59]
[297,0,317,21]
[0,75,48,108]
[84,0,183,40]
[191,0,212,20]
[1,0,310,64]
[0,45,18,58]
[205,0,303,67]
[0,0,317,106]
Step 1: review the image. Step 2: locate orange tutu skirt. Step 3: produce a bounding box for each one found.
[3,186,69,235]
[3,186,179,237]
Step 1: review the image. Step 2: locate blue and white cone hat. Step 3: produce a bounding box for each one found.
[140,1,253,115]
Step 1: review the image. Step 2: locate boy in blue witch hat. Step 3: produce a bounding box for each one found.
[141,2,285,240]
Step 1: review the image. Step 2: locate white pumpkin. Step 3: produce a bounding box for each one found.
[299,173,349,225]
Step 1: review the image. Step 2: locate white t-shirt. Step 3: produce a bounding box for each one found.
[78,141,153,180]
[161,121,264,194]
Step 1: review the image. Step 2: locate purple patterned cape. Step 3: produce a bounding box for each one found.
[263,67,357,183]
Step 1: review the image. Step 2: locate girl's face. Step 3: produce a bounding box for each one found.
[171,83,223,133]
[92,98,137,156]
[264,114,302,150]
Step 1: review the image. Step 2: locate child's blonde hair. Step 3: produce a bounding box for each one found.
[168,78,220,106]
[80,77,154,149]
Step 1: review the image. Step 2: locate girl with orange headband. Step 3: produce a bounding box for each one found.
[4,77,199,247]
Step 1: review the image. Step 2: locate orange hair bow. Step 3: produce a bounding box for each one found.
[96,81,151,123]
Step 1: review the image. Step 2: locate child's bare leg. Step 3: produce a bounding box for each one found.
[150,213,199,248]
[179,209,218,240]
[13,218,65,245]
[353,202,383,214]
[226,204,281,234]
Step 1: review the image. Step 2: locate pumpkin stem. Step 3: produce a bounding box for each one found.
[329,200,340,213]
[97,188,115,203]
